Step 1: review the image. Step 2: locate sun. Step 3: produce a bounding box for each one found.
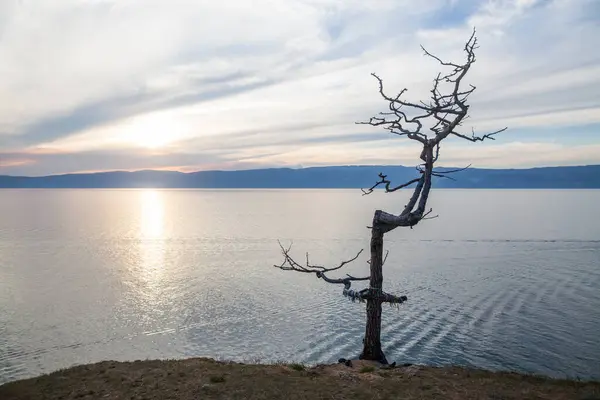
[123,112,185,149]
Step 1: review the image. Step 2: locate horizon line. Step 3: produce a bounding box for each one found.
[2,163,600,179]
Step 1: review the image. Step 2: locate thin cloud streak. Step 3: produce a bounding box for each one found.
[3,138,600,176]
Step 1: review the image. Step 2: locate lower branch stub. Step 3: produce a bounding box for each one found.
[342,287,408,305]
[380,292,408,304]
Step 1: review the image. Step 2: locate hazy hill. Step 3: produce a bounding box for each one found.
[1,165,599,188]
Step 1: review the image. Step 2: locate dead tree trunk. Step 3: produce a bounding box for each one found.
[275,29,506,365]
[360,225,386,363]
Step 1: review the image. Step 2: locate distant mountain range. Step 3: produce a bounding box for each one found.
[1,165,599,189]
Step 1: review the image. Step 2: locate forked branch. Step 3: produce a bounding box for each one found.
[274,241,369,289]
[274,242,407,305]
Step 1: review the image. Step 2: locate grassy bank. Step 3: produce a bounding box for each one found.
[1,358,598,400]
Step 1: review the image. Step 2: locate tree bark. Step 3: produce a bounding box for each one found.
[359,223,388,364]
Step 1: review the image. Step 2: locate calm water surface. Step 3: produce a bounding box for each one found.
[0,189,599,384]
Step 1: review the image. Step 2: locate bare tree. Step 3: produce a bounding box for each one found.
[275,30,506,364]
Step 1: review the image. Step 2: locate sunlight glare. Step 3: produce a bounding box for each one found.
[140,190,164,239]
[124,112,186,149]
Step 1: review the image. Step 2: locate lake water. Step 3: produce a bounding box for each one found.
[0,189,599,384]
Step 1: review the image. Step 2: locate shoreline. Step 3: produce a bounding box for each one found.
[1,358,598,399]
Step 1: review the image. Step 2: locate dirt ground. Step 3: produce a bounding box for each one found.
[1,358,598,400]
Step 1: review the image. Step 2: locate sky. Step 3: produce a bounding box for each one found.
[0,0,599,176]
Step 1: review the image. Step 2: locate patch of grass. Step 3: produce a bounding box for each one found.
[209,375,226,383]
[289,363,305,371]
[359,366,376,373]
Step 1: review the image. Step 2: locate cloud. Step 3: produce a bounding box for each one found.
[0,0,599,175]
[0,148,228,176]
[0,71,278,149]
[3,137,600,176]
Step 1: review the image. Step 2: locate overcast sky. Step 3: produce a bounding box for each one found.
[0,0,599,176]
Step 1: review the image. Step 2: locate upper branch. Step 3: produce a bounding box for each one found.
[361,173,421,196]
[359,28,506,234]
[451,127,507,142]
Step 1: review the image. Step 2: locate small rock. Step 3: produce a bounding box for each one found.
[381,362,397,370]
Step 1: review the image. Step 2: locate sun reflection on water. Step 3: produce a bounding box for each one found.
[141,190,164,239]
[138,190,166,294]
